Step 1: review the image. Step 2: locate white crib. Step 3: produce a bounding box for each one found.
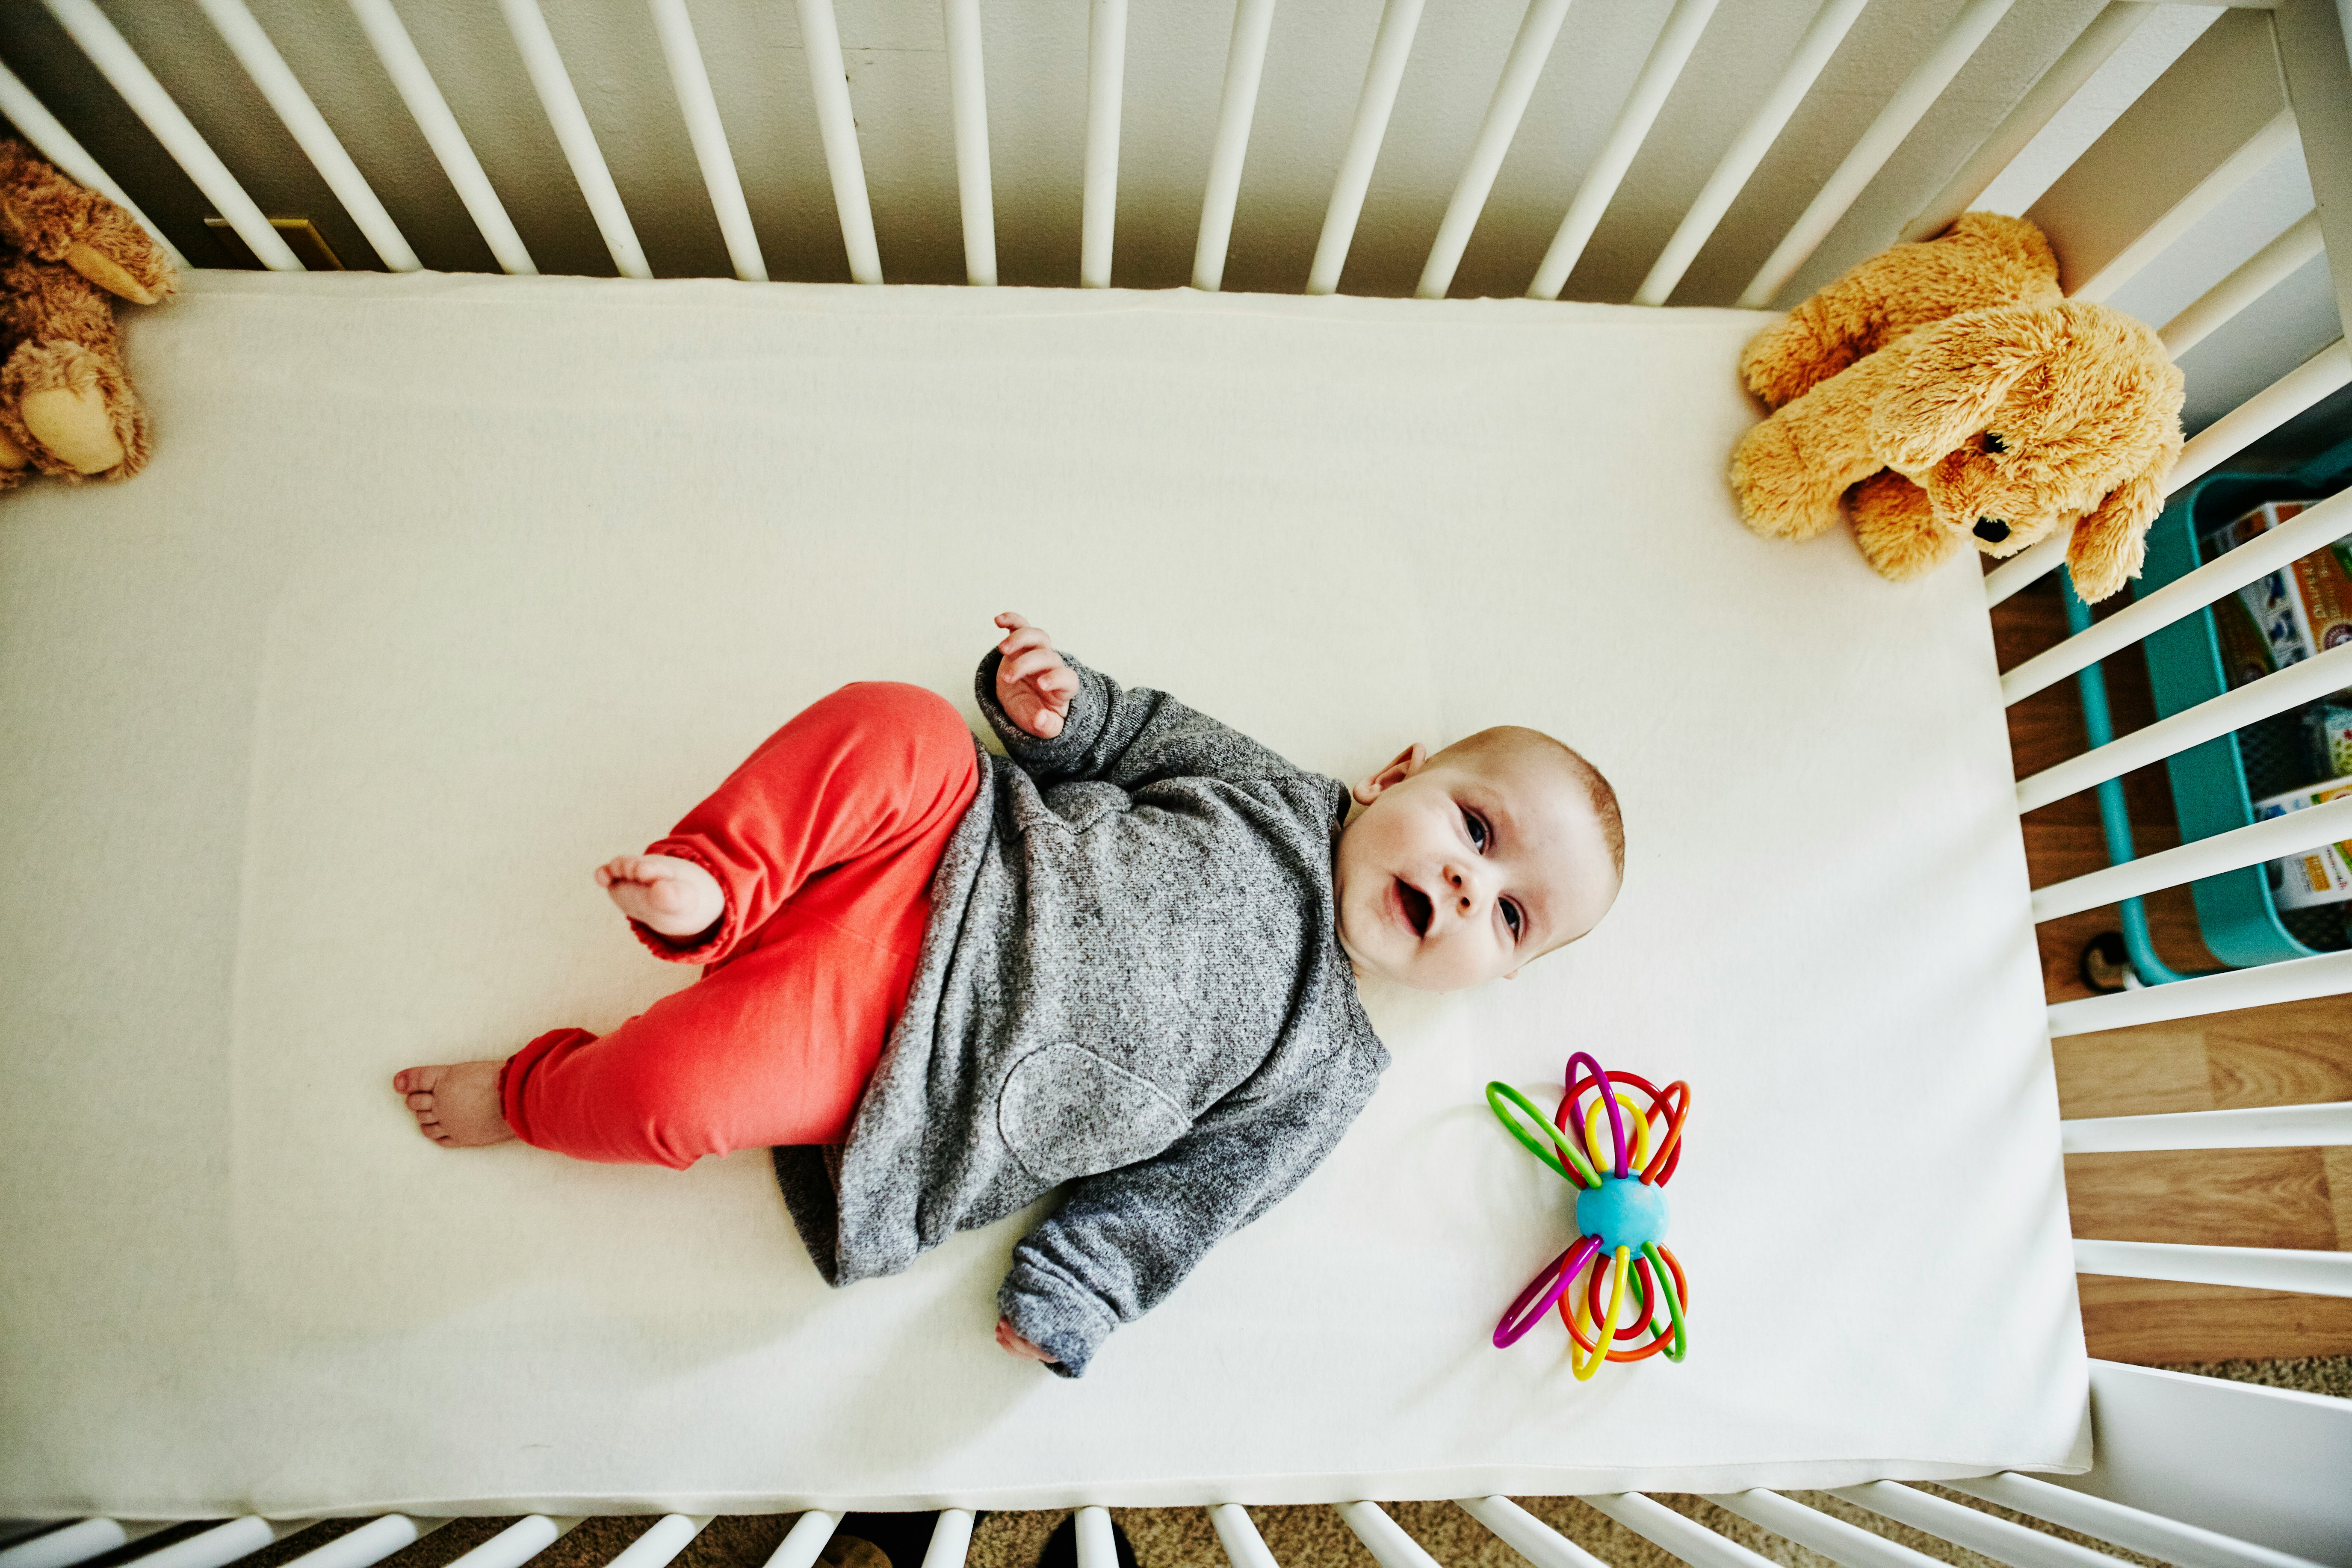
[0,0,2348,1565]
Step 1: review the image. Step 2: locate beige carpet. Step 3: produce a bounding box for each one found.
[192,1358,2347,1568]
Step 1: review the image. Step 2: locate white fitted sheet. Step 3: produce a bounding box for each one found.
[0,272,2085,1516]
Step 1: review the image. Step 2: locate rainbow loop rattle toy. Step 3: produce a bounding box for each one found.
[1486,1051,1690,1379]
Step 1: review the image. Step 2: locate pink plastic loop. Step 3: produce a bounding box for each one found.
[1565,1049,1629,1178]
[1494,1234,1601,1348]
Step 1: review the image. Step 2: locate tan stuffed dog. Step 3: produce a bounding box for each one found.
[1729,213,2183,601]
[0,139,175,489]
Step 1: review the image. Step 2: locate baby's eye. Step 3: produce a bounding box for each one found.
[1463,806,1489,851]
[1501,899,1523,940]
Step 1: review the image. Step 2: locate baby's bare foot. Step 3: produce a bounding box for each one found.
[394,1060,516,1147]
[596,853,724,938]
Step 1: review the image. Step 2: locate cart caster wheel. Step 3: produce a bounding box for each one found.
[2078,931,2144,993]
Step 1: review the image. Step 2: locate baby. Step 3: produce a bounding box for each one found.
[397,613,1624,1376]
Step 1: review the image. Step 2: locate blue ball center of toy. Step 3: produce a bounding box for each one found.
[1574,1174,1669,1254]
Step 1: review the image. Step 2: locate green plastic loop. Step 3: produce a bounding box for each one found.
[1486,1081,1600,1188]
[1642,1240,1688,1361]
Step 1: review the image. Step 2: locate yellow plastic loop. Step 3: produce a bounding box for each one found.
[1581,1089,1652,1177]
[1569,1246,1632,1380]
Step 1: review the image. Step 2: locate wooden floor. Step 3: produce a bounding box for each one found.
[1999,574,2352,1362]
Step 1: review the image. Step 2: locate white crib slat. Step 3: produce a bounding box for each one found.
[600,1517,709,1568]
[1981,532,2067,605]
[347,0,535,275]
[1074,1511,1118,1568]
[647,0,767,283]
[1527,0,1715,301]
[941,0,996,286]
[1702,1491,1944,1568]
[1334,1503,1441,1568]
[2080,1240,2352,1296]
[1578,1495,1776,1568]
[2093,1094,2319,1155]
[127,1521,301,1568]
[1949,1474,2328,1568]
[1454,1497,1610,1568]
[2002,484,2352,707]
[2050,947,2352,1037]
[0,1522,173,1568]
[0,60,187,269]
[1984,337,2352,606]
[2032,793,2352,923]
[2073,109,2300,305]
[497,0,648,278]
[194,0,420,272]
[1081,0,1128,289]
[1634,0,1866,307]
[444,1518,582,1568]
[1191,0,1279,292]
[2018,640,2352,815]
[1900,3,2154,245]
[1415,0,1575,301]
[922,1512,975,1568]
[0,1524,122,1568]
[1829,1484,2121,1568]
[280,1518,445,1568]
[2162,334,2352,493]
[799,0,883,284]
[765,1514,840,1568]
[37,0,300,271]
[1737,0,2013,308]
[1306,0,1427,295]
[2162,210,2326,357]
[1209,1506,1280,1568]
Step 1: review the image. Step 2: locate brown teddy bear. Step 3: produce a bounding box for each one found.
[0,139,175,490]
[1729,212,2183,601]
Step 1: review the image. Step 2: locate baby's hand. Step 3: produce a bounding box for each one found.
[996,1314,1058,1364]
[993,612,1078,740]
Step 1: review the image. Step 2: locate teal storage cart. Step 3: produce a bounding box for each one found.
[2068,443,2352,986]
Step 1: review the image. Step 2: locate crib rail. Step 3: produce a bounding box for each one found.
[14,1420,2352,1568]
[0,0,2328,314]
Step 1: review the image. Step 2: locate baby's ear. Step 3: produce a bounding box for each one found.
[1352,743,1426,806]
[1869,305,2051,473]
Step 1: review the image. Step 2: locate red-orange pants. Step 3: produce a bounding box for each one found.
[500,682,981,1168]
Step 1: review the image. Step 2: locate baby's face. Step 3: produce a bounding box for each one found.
[1334,741,1619,992]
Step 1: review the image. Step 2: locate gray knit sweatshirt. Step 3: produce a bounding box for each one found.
[770,650,1389,1376]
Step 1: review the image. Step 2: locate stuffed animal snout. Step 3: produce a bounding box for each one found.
[1863,300,2184,596]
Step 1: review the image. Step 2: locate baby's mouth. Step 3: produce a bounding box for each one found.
[1395,877,1432,938]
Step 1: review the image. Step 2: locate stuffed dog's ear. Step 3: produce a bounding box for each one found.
[1868,304,2053,473]
[2065,439,2177,602]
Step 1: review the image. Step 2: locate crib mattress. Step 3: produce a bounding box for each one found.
[0,272,2085,1515]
